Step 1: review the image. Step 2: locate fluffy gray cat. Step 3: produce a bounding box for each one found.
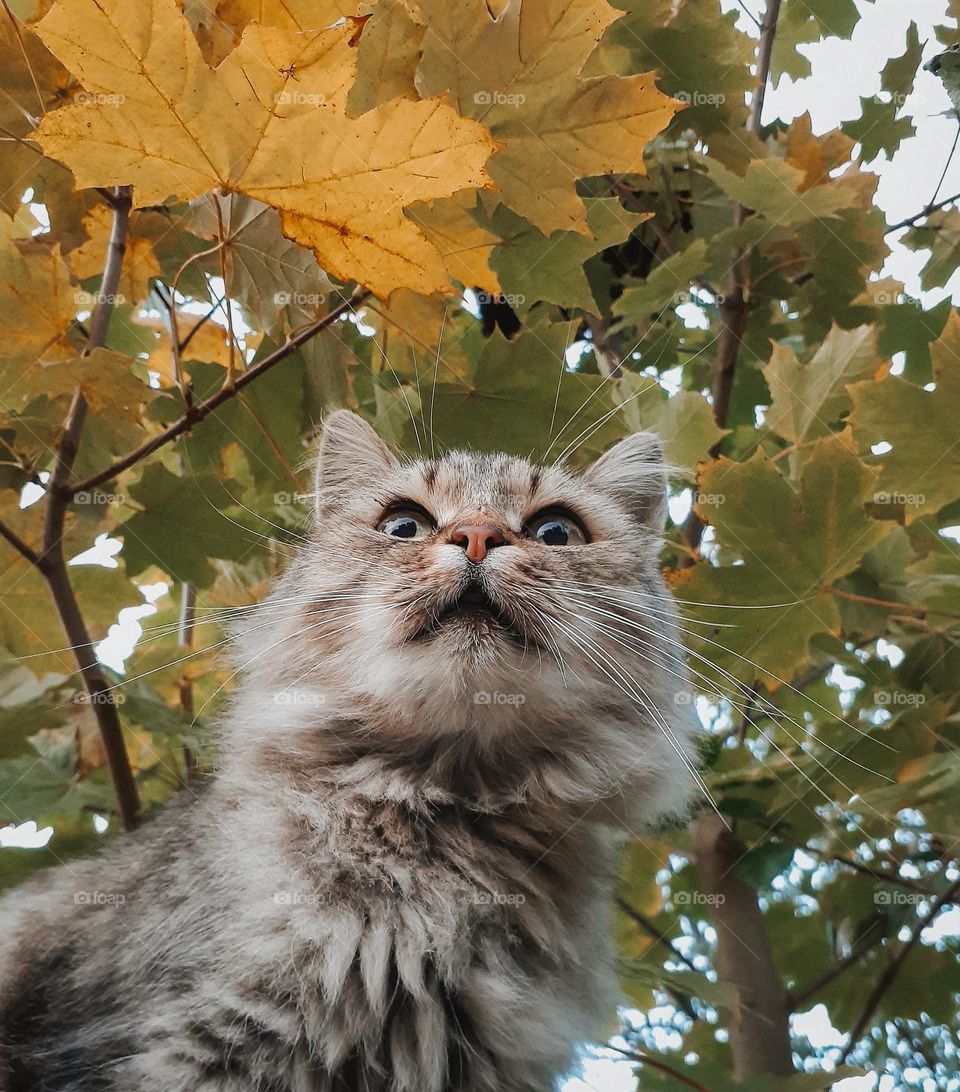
[0,411,697,1091]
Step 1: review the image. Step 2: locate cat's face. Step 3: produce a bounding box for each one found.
[236,411,695,812]
[291,411,679,710]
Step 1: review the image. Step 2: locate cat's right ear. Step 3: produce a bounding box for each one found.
[314,410,397,511]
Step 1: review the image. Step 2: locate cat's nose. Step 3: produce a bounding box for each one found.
[449,523,508,563]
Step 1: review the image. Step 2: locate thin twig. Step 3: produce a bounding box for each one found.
[67,289,368,498]
[616,897,700,974]
[0,518,41,567]
[886,189,960,233]
[789,929,888,1010]
[606,1044,713,1092]
[39,186,141,832]
[838,877,960,1062]
[826,585,960,623]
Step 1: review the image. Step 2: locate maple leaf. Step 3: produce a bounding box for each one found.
[670,432,891,685]
[33,0,497,297]
[0,211,76,375]
[848,311,960,524]
[69,206,162,307]
[0,11,69,213]
[415,0,680,236]
[763,324,884,445]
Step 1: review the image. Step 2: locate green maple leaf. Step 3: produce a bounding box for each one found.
[670,432,890,685]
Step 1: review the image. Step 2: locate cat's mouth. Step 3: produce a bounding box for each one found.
[418,586,526,644]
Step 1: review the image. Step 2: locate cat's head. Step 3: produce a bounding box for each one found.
[235,411,696,817]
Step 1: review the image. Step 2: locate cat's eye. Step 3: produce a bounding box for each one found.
[377,507,433,540]
[526,510,588,547]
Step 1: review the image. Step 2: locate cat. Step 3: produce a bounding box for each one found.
[0,410,698,1092]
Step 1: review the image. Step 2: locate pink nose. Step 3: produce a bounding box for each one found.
[449,523,507,563]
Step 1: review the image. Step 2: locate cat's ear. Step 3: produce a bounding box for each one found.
[583,431,667,527]
[314,410,397,509]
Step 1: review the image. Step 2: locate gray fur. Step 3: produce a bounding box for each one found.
[0,413,697,1091]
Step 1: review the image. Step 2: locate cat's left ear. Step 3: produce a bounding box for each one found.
[583,431,667,528]
[314,410,397,510]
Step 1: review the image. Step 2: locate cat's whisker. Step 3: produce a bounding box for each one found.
[541,611,721,818]
[560,591,892,748]
[191,600,397,726]
[554,578,812,613]
[549,325,726,466]
[561,606,893,801]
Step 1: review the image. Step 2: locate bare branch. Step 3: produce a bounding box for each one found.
[838,878,960,1063]
[616,897,699,974]
[67,289,369,498]
[885,190,960,233]
[606,1045,712,1092]
[679,0,781,565]
[789,928,888,1010]
[39,186,141,832]
[0,518,41,568]
[691,813,794,1079]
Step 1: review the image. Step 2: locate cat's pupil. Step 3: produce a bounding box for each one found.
[390,517,418,538]
[537,521,569,546]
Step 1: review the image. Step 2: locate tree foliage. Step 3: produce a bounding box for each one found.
[1,0,959,1086]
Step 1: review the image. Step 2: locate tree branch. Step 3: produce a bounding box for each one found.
[691,813,795,1079]
[679,0,781,565]
[39,186,141,832]
[68,289,368,498]
[616,897,699,973]
[606,1045,712,1092]
[789,928,888,1010]
[838,877,960,1063]
[826,585,960,623]
[0,518,41,567]
[885,191,960,233]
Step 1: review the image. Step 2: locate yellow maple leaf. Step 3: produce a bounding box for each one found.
[415,0,679,236]
[0,211,76,367]
[33,0,498,297]
[214,0,361,34]
[407,191,501,293]
[0,10,70,213]
[69,206,162,306]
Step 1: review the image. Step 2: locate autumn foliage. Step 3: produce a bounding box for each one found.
[1,0,959,1086]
